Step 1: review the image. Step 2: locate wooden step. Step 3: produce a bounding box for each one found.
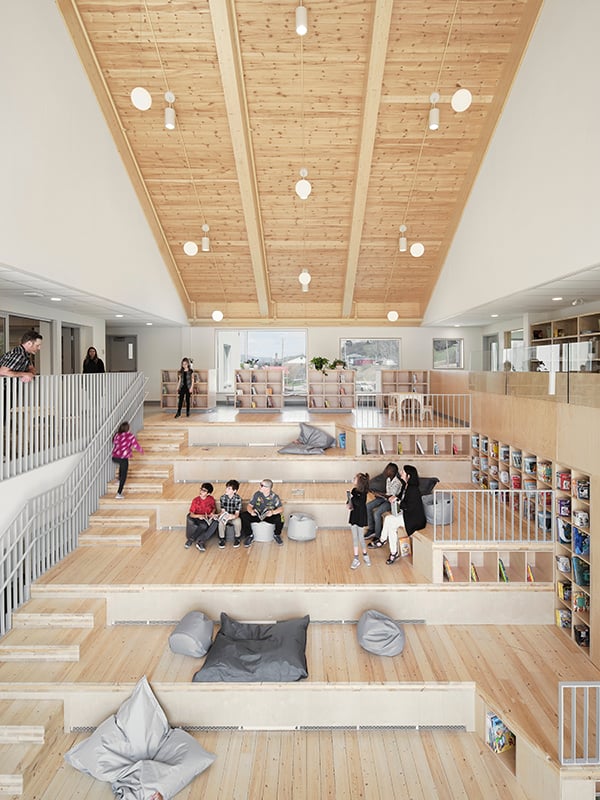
[108,479,164,495]
[0,628,88,663]
[12,598,106,629]
[0,644,79,662]
[89,510,155,527]
[0,700,64,797]
[128,464,172,479]
[79,525,149,546]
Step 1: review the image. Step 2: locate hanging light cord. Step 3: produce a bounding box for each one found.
[401,0,459,227]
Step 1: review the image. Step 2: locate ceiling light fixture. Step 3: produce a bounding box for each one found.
[295,167,312,200]
[571,297,584,306]
[387,310,399,322]
[451,87,472,112]
[115,314,124,318]
[183,241,198,256]
[410,242,425,257]
[298,269,312,292]
[50,297,62,302]
[131,86,152,111]
[146,322,153,326]
[212,310,224,322]
[201,224,210,252]
[429,92,440,131]
[295,4,308,36]
[398,225,407,252]
[552,296,563,302]
[164,91,176,130]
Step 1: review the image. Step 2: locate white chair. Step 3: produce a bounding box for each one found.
[421,395,433,422]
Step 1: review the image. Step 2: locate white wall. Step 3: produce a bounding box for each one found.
[111,324,483,401]
[0,0,188,326]
[424,0,600,324]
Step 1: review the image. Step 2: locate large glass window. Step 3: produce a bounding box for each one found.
[340,338,401,392]
[216,329,307,396]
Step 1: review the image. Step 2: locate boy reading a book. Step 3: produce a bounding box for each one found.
[217,479,243,549]
[240,478,284,547]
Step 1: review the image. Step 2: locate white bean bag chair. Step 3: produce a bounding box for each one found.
[169,611,214,658]
[357,609,405,657]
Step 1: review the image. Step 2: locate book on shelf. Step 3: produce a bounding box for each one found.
[251,372,257,382]
[555,608,572,629]
[361,438,368,455]
[251,385,257,395]
[498,559,509,582]
[486,714,515,754]
[324,399,330,408]
[442,556,454,582]
[416,440,425,455]
[266,396,272,408]
[339,386,346,394]
[236,372,243,382]
[452,443,459,455]
[573,591,590,615]
[266,386,273,395]
[557,581,572,602]
[397,442,403,455]
[379,438,386,455]
[526,564,535,583]
[470,564,479,582]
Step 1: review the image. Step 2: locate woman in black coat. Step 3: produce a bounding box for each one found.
[82,346,105,373]
[379,464,426,564]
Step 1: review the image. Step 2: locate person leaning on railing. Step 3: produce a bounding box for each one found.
[0,330,43,383]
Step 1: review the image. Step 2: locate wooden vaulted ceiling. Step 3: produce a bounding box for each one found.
[58,0,542,326]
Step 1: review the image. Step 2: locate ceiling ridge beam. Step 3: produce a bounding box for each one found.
[209,0,271,317]
[342,0,395,317]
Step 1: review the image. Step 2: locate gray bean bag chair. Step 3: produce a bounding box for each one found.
[423,491,453,525]
[357,609,405,657]
[193,613,309,682]
[64,675,215,799]
[278,422,336,454]
[169,611,214,658]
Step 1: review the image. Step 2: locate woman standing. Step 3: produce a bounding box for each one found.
[174,357,194,418]
[82,346,105,373]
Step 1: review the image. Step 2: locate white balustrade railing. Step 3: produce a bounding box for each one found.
[432,488,554,544]
[0,373,143,480]
[0,372,146,635]
[355,392,471,428]
[559,682,600,765]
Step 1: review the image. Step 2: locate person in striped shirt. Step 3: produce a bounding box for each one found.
[0,330,43,382]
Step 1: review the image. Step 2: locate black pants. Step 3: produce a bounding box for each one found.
[240,510,283,539]
[112,457,129,494]
[177,385,191,416]
[186,515,218,543]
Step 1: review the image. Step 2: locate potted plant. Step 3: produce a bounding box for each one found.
[328,358,347,370]
[309,356,329,372]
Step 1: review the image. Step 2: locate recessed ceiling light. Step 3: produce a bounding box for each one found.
[50,296,62,302]
[491,314,499,318]
[552,296,563,302]
[23,290,43,297]
[115,314,124,318]
[146,322,153,326]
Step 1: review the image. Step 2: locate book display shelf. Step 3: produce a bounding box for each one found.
[530,311,600,371]
[441,543,553,585]
[361,430,469,458]
[472,430,594,657]
[379,369,429,394]
[307,368,355,411]
[160,369,216,412]
[234,368,283,412]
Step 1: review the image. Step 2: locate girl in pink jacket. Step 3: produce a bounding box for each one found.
[111,421,143,498]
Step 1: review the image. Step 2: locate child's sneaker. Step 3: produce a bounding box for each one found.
[363,553,371,566]
[350,557,360,570]
[115,493,124,499]
[218,538,226,549]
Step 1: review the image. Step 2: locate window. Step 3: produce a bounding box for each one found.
[216,329,307,395]
[340,338,401,391]
[432,338,463,369]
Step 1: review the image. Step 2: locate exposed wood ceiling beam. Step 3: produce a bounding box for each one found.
[209,0,271,317]
[342,0,394,318]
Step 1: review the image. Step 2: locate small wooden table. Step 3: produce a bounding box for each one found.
[388,392,425,421]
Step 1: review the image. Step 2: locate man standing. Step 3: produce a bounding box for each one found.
[0,330,43,382]
[240,478,284,547]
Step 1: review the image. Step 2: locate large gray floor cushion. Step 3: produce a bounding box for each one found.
[357,610,405,657]
[193,613,310,682]
[278,422,336,454]
[169,611,214,658]
[64,675,215,798]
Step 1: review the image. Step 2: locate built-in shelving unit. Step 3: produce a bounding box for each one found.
[472,429,593,657]
[379,369,429,394]
[441,542,553,584]
[361,430,469,458]
[160,369,216,412]
[530,311,600,371]
[234,368,284,412]
[307,368,355,411]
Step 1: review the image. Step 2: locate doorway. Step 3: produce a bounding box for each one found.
[482,334,499,372]
[61,326,80,374]
[107,335,137,372]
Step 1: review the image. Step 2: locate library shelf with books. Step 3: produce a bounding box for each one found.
[483,709,516,775]
[160,369,216,412]
[307,368,355,411]
[359,430,469,459]
[438,543,553,585]
[234,368,284,412]
[379,369,429,394]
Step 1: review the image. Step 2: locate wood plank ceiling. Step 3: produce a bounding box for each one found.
[58,0,542,326]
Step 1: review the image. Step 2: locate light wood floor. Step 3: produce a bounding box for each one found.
[1,406,598,798]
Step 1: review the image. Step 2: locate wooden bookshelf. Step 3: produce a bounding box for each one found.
[160,369,216,412]
[530,311,600,372]
[379,369,429,394]
[360,430,469,458]
[234,368,284,412]
[307,368,355,411]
